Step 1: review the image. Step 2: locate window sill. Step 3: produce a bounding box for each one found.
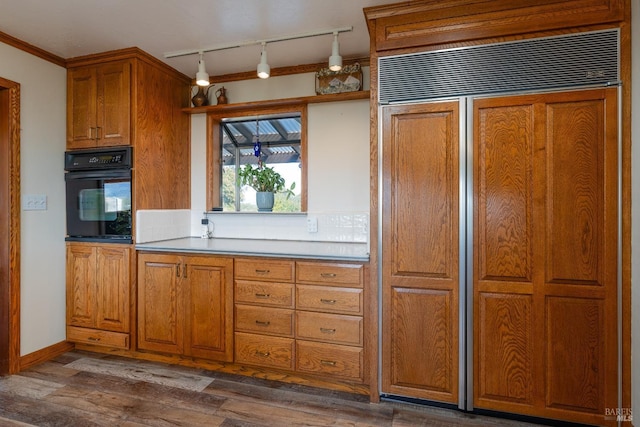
[204,211,306,215]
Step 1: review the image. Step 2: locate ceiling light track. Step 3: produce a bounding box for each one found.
[163,26,353,59]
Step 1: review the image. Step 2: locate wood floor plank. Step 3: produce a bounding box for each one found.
[0,375,64,399]
[64,357,214,392]
[218,398,356,427]
[0,392,122,426]
[201,377,393,426]
[0,351,547,427]
[46,385,226,427]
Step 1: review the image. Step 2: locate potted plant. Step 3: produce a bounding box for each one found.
[237,164,295,212]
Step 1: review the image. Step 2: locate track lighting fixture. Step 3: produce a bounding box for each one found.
[328,32,342,71]
[164,27,353,81]
[257,43,270,79]
[195,51,210,86]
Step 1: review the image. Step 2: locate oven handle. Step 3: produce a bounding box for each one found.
[65,169,131,180]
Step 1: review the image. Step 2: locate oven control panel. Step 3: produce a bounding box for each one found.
[65,147,132,171]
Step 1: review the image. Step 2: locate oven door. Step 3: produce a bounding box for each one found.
[65,169,132,242]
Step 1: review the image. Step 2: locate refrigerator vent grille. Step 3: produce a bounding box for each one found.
[378,30,619,104]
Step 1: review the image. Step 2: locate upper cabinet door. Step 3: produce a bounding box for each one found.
[96,61,130,147]
[67,60,131,149]
[67,66,98,149]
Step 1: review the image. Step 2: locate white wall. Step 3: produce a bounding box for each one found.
[631,0,639,418]
[0,43,67,355]
[189,70,371,237]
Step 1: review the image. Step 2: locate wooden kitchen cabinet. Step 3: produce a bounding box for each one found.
[66,242,131,349]
[67,60,130,149]
[137,252,233,362]
[67,47,191,210]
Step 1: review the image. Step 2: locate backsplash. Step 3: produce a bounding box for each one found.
[135,209,368,244]
[136,209,191,243]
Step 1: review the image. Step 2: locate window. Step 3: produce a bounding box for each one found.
[207,104,307,212]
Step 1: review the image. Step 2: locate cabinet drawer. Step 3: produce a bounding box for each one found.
[296,311,363,346]
[296,262,363,287]
[296,341,363,381]
[67,326,129,350]
[296,285,363,314]
[235,280,294,308]
[235,305,294,337]
[235,259,295,282]
[235,332,294,370]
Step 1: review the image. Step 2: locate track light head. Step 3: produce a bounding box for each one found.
[195,52,210,86]
[257,43,271,79]
[328,32,342,72]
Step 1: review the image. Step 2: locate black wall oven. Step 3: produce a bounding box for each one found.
[65,147,133,243]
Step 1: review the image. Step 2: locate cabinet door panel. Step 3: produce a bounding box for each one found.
[185,256,234,361]
[66,244,96,328]
[67,67,97,149]
[381,101,459,403]
[137,253,183,354]
[473,89,618,425]
[96,61,130,147]
[96,246,130,332]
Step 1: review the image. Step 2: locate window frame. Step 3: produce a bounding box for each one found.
[207,103,308,212]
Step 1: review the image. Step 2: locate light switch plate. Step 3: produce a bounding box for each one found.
[306,216,318,233]
[23,194,47,211]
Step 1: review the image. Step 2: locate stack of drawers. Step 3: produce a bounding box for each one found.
[234,259,296,370]
[233,258,365,382]
[295,261,364,381]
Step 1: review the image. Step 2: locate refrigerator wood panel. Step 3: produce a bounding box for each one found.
[381,101,460,403]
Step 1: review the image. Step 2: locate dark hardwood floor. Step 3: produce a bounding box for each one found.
[0,351,544,426]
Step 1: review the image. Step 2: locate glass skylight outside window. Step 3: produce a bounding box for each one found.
[221,114,302,212]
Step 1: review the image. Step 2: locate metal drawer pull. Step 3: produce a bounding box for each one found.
[320,298,337,305]
[320,360,337,367]
[320,273,337,278]
[87,337,101,342]
[255,293,271,298]
[255,269,270,274]
[320,327,336,334]
[255,320,271,326]
[256,351,271,357]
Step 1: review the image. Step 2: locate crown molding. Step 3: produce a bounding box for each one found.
[0,30,66,67]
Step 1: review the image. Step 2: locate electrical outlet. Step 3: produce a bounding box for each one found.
[23,194,47,211]
[306,216,318,233]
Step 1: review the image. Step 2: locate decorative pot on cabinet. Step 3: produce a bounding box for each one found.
[191,85,213,107]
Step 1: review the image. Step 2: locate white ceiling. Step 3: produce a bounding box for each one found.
[0,0,394,78]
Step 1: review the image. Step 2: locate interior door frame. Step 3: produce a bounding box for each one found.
[0,76,21,375]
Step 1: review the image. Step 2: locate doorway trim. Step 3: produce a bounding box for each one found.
[0,76,20,375]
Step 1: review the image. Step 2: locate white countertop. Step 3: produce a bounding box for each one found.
[136,237,370,262]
